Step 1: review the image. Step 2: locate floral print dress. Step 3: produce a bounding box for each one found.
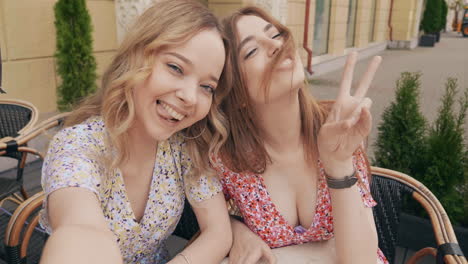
[39,116,222,264]
[214,149,389,264]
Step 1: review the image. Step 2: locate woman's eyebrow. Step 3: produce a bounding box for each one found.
[164,52,193,66]
[264,23,273,32]
[238,23,274,52]
[164,51,219,83]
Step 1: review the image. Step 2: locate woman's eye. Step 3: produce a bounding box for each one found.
[201,85,215,94]
[167,63,183,74]
[245,48,257,59]
[272,32,283,39]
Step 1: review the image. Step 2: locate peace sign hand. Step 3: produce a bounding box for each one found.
[317,52,382,178]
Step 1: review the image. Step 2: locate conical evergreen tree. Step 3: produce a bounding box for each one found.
[422,79,468,224]
[55,0,97,111]
[421,0,442,34]
[440,0,448,31]
[373,72,427,176]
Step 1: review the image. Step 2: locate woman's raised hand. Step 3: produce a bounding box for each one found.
[317,52,382,178]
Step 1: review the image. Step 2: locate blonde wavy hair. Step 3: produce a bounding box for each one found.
[65,0,232,179]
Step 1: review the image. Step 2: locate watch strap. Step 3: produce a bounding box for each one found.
[326,170,358,189]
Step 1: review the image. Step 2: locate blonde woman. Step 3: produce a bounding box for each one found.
[39,1,232,263]
[213,7,388,264]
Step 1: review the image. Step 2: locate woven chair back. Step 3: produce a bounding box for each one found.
[371,174,415,263]
[0,100,38,160]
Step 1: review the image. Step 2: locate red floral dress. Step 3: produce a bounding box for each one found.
[213,149,389,264]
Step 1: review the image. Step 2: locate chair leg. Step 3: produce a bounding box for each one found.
[18,151,29,200]
[20,187,28,200]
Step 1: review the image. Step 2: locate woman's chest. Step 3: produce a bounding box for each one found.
[225,164,334,246]
[262,162,319,228]
[100,167,186,243]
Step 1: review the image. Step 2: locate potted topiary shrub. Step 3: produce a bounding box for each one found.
[374,73,468,255]
[399,78,468,255]
[420,78,468,224]
[420,0,442,46]
[54,0,97,111]
[373,72,427,176]
[441,0,449,33]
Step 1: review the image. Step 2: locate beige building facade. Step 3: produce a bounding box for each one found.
[0,0,118,113]
[1,0,426,113]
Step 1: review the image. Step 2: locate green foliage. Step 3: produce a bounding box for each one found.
[54,0,97,111]
[373,72,427,176]
[440,0,448,31]
[422,79,468,224]
[421,0,442,33]
[463,155,468,225]
[374,73,468,227]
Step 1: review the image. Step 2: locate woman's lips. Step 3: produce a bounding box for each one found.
[276,57,294,71]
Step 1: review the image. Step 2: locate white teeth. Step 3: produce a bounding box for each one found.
[160,102,185,121]
[282,58,292,66]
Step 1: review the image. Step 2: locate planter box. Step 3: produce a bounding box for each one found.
[419,34,436,47]
[435,32,441,42]
[396,213,468,255]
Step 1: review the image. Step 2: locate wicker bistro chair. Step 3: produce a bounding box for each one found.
[1,112,69,264]
[370,167,466,264]
[0,108,68,206]
[4,192,45,264]
[0,99,39,205]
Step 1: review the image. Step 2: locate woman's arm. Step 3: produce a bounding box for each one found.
[40,188,122,264]
[317,52,382,264]
[227,217,276,264]
[169,192,232,264]
[326,162,378,264]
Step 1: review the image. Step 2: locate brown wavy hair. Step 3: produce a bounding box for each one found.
[65,0,232,179]
[218,6,327,174]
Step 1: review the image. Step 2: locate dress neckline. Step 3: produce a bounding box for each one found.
[254,160,326,235]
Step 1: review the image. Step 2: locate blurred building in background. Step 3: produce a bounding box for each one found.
[0,0,457,114]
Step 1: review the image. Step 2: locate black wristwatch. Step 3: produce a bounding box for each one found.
[326,170,358,189]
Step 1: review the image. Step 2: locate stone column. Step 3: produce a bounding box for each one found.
[114,0,158,43]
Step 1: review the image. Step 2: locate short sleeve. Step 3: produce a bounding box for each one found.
[353,148,377,208]
[179,143,222,203]
[210,155,231,201]
[41,127,103,199]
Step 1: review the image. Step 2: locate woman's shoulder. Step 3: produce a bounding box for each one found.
[51,116,107,152]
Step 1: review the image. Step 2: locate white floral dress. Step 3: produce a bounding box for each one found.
[39,116,222,264]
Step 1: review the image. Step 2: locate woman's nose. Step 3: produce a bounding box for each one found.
[266,38,282,57]
[175,83,197,106]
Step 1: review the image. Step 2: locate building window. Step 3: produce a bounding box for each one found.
[313,0,332,56]
[369,0,377,42]
[346,0,358,47]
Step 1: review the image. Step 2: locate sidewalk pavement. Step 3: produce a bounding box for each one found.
[309,31,468,159]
